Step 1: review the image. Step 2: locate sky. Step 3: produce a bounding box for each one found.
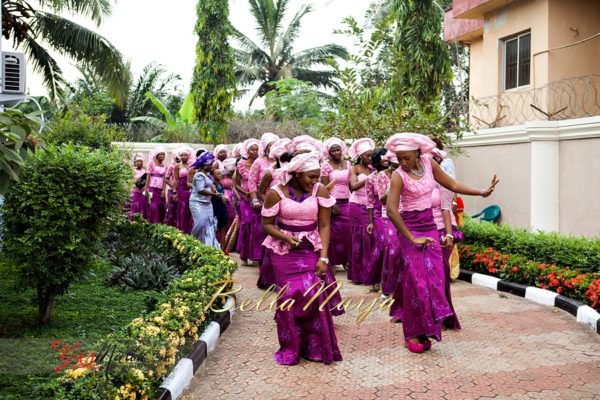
[2,0,372,111]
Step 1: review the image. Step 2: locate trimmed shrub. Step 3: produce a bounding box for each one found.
[43,220,238,399]
[2,144,132,324]
[44,111,126,150]
[461,217,600,273]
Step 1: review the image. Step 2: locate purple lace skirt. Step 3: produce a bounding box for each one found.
[271,242,342,365]
[147,187,166,224]
[129,190,147,221]
[237,197,265,261]
[379,218,404,296]
[347,202,373,284]
[389,208,453,341]
[328,199,351,267]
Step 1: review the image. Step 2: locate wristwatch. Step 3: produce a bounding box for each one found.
[319,257,329,264]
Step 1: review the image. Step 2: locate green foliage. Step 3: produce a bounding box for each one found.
[231,0,348,104]
[2,144,132,324]
[0,256,167,399]
[264,79,331,135]
[45,111,126,150]
[191,0,236,144]
[3,0,128,103]
[461,217,600,273]
[0,109,43,194]
[390,0,452,106]
[48,220,238,399]
[322,17,452,145]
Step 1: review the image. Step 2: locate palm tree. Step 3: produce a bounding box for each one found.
[231,0,349,104]
[2,0,128,106]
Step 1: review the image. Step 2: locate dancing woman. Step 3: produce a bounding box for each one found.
[213,144,230,174]
[144,147,167,224]
[385,133,499,353]
[261,152,342,365]
[220,157,237,252]
[320,138,352,269]
[347,138,375,284]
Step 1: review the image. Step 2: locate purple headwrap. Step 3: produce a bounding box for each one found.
[192,152,215,169]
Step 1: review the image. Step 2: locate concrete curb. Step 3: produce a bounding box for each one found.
[458,269,600,335]
[156,295,236,400]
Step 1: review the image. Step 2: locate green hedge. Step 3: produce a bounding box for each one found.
[43,220,238,399]
[461,217,600,273]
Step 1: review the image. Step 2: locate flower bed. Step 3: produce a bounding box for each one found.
[45,221,238,399]
[458,244,600,310]
[461,218,600,273]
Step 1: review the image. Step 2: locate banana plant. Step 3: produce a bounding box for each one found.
[130,92,197,142]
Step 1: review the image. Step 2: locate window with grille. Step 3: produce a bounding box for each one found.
[504,32,531,90]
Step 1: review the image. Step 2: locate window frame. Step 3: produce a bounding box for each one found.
[502,31,531,91]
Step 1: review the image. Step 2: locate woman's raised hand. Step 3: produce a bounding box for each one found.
[480,175,500,198]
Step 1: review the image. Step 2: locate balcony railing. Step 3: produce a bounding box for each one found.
[469,75,600,129]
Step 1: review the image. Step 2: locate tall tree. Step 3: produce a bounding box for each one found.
[191,0,236,144]
[389,0,452,106]
[232,0,349,103]
[2,0,128,105]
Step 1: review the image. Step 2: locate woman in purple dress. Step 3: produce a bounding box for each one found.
[144,147,167,224]
[235,138,261,265]
[320,138,352,270]
[220,157,237,252]
[347,138,375,284]
[129,154,148,220]
[172,146,195,234]
[261,151,342,365]
[385,133,499,353]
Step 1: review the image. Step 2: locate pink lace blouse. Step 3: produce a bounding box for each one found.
[394,156,436,212]
[237,160,253,193]
[148,164,166,189]
[248,157,273,193]
[261,183,336,255]
[349,172,370,206]
[432,184,456,230]
[321,161,351,200]
[365,172,378,209]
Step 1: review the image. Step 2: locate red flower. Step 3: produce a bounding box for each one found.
[556,287,563,294]
[511,266,519,273]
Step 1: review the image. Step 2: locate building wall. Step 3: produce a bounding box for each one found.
[559,138,600,237]
[453,142,531,229]
[547,0,600,83]
[469,0,549,100]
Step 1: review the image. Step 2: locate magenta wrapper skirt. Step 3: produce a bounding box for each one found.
[389,208,453,341]
[328,199,351,267]
[129,190,147,220]
[257,248,276,289]
[347,202,373,284]
[237,197,266,261]
[439,227,463,331]
[379,218,403,296]
[147,187,166,224]
[271,241,342,365]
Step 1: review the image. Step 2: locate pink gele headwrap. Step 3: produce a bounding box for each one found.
[283,151,321,183]
[269,138,293,160]
[213,144,230,158]
[222,157,237,172]
[348,138,375,160]
[430,148,447,161]
[232,143,242,158]
[239,138,260,159]
[149,146,167,168]
[385,133,436,154]
[292,135,322,156]
[382,151,398,164]
[177,145,196,165]
[132,153,145,164]
[260,132,280,156]
[322,137,347,159]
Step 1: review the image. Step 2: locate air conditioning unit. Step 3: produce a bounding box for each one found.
[2,52,26,94]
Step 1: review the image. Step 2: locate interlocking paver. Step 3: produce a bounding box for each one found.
[182,256,600,399]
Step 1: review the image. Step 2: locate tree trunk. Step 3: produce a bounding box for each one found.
[38,289,55,325]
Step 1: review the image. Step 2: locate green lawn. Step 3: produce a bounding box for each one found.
[0,255,167,399]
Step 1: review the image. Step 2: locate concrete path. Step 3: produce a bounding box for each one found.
[183,258,600,400]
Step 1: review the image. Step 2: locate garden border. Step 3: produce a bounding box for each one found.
[156,295,237,400]
[458,269,600,336]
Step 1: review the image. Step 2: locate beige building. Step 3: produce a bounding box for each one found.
[445,0,600,237]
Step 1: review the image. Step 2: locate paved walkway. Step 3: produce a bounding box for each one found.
[183,257,600,400]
